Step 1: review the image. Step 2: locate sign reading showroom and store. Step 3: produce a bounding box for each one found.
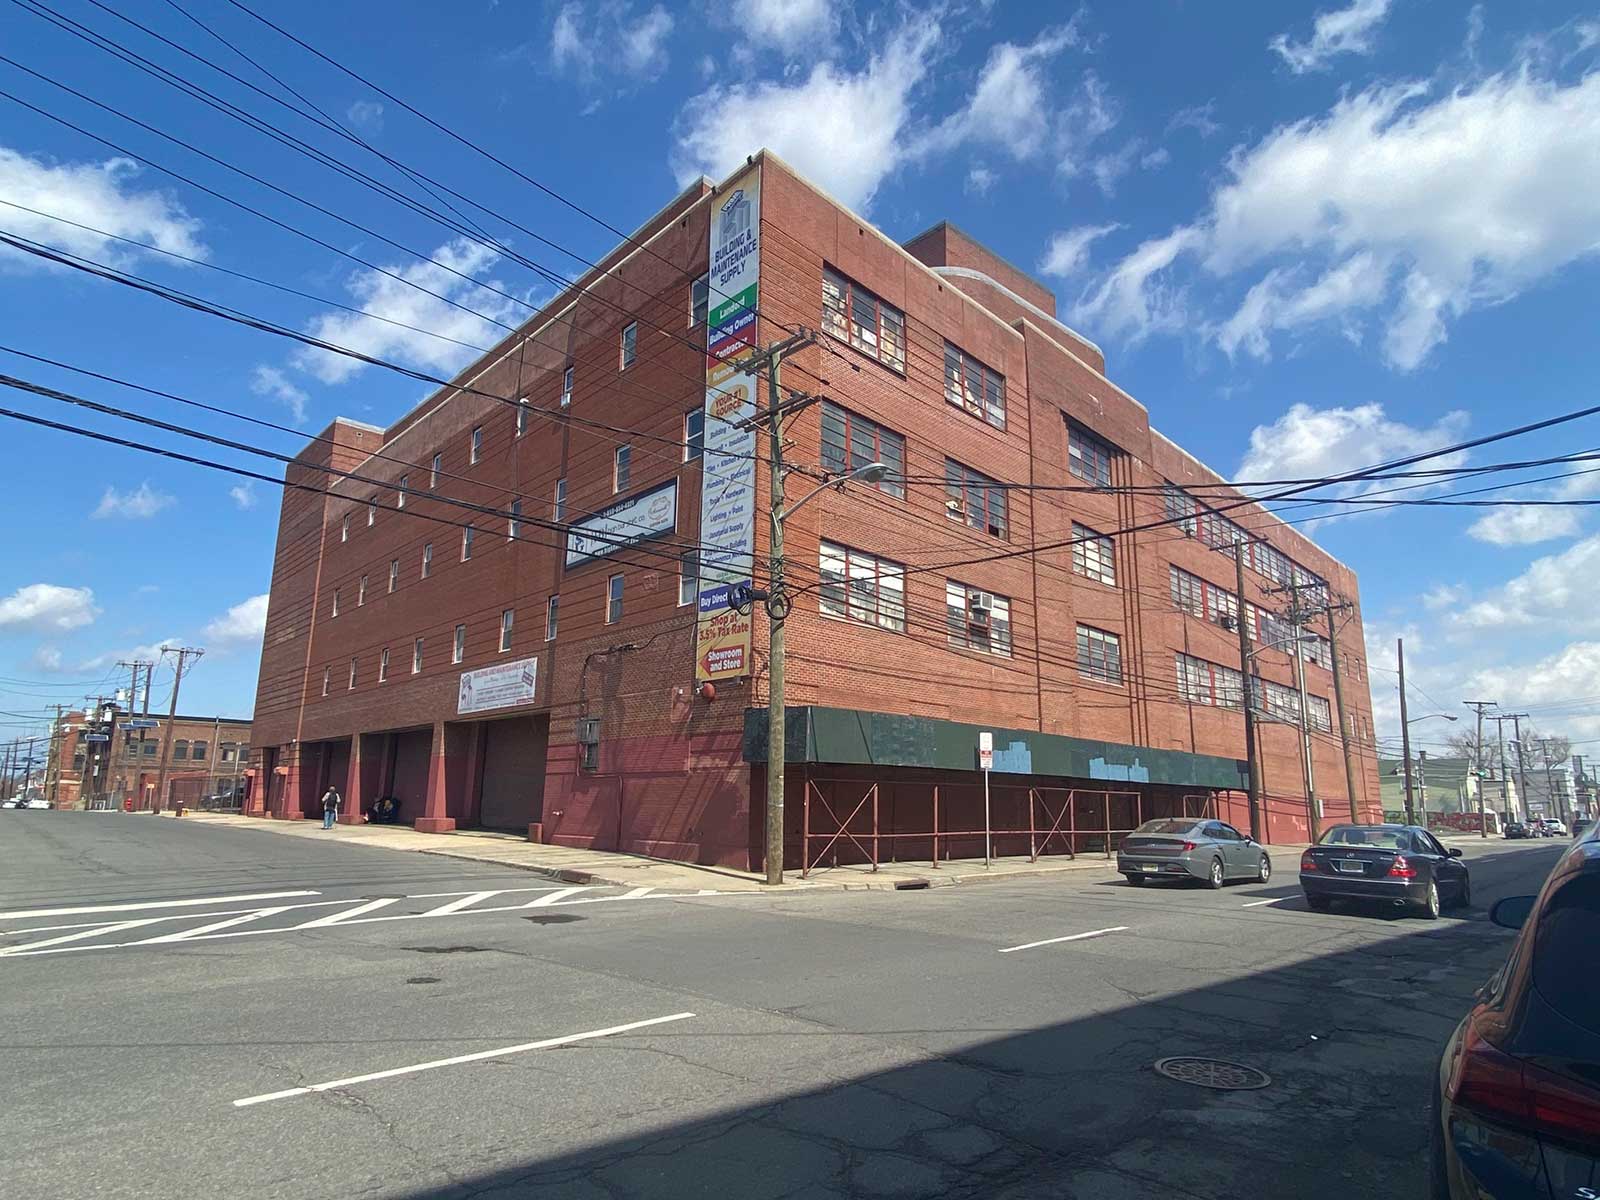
[564,480,678,567]
[695,165,761,683]
[457,655,538,716]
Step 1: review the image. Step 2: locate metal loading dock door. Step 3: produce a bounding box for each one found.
[478,715,547,832]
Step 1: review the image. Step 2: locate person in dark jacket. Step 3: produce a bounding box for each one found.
[321,785,341,830]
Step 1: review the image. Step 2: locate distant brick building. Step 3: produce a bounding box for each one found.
[248,150,1380,869]
[49,707,252,810]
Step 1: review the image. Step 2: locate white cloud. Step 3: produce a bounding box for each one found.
[30,645,63,672]
[965,165,998,196]
[1236,403,1470,497]
[1167,101,1221,139]
[1451,535,1600,633]
[1270,0,1393,74]
[551,2,674,84]
[1422,583,1466,610]
[291,238,520,385]
[0,145,205,268]
[250,365,309,425]
[737,0,839,53]
[346,100,384,133]
[77,639,180,673]
[1076,62,1600,368]
[0,584,98,632]
[1087,137,1166,197]
[203,594,269,645]
[229,481,259,510]
[92,482,174,520]
[1467,505,1583,547]
[1038,223,1121,279]
[672,22,940,212]
[925,24,1085,162]
[1055,71,1120,179]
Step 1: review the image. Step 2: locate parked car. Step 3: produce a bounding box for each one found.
[1573,816,1594,839]
[18,796,50,809]
[0,795,21,809]
[1429,835,1600,1197]
[1537,818,1566,837]
[1117,817,1271,889]
[1504,820,1528,839]
[1299,824,1469,919]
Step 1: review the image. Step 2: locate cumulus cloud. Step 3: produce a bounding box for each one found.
[551,2,674,84]
[924,24,1086,162]
[965,165,998,196]
[1422,583,1466,610]
[1236,403,1470,500]
[0,145,205,269]
[0,583,98,632]
[203,594,269,645]
[250,365,309,425]
[735,0,839,53]
[1073,62,1600,369]
[229,481,259,510]
[92,482,174,520]
[1467,505,1583,547]
[1269,0,1393,73]
[1450,535,1600,633]
[1038,223,1121,279]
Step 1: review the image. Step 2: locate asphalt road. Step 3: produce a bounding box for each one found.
[0,811,1572,1200]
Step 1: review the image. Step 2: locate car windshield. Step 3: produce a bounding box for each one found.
[1319,826,1410,850]
[1135,819,1199,835]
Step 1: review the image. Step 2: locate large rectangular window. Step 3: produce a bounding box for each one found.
[819,542,905,632]
[620,322,637,369]
[945,581,1012,656]
[453,624,466,664]
[614,445,630,493]
[1071,523,1115,586]
[684,409,705,462]
[1176,653,1244,709]
[499,608,514,652]
[1076,624,1123,684]
[1163,483,1198,537]
[545,594,559,641]
[1067,422,1115,488]
[943,343,1006,429]
[1169,566,1202,617]
[821,266,905,372]
[944,459,1008,538]
[606,574,624,624]
[691,274,709,326]
[820,402,905,498]
[678,552,698,607]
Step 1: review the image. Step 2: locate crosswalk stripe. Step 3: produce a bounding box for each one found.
[523,886,590,907]
[415,891,499,918]
[137,907,293,944]
[0,917,165,956]
[294,898,399,928]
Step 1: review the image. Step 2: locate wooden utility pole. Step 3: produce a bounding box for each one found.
[152,646,203,813]
[1325,605,1363,822]
[1464,701,1496,837]
[1232,546,1264,841]
[46,704,64,807]
[1398,639,1416,825]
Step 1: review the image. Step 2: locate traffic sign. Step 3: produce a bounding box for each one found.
[978,731,993,771]
[83,733,109,742]
[123,718,159,729]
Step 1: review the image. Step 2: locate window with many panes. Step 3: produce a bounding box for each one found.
[453,624,466,664]
[614,445,630,493]
[621,322,637,369]
[678,552,698,607]
[1258,678,1301,724]
[1071,523,1115,586]
[821,266,905,372]
[1249,540,1291,585]
[1164,484,1197,536]
[944,459,1007,538]
[819,542,906,632]
[943,343,1006,429]
[499,609,514,652]
[1176,653,1244,709]
[606,574,624,623]
[1302,635,1333,671]
[545,594,559,640]
[945,581,1012,656]
[1067,423,1115,487]
[1308,694,1333,733]
[691,274,709,327]
[1076,624,1123,684]
[1169,566,1203,617]
[684,409,704,462]
[820,402,905,498]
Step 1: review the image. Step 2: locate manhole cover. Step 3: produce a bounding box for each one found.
[1153,1057,1272,1090]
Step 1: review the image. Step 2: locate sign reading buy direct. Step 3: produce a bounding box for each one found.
[696,166,761,683]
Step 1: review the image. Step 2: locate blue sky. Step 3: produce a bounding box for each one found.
[3,0,1600,762]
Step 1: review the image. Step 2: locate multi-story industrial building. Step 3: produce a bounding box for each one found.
[48,706,252,810]
[248,151,1380,870]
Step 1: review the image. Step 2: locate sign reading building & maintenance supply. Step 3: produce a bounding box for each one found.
[457,655,539,716]
[695,166,761,683]
[564,480,678,567]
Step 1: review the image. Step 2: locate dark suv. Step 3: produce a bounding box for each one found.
[1430,834,1600,1196]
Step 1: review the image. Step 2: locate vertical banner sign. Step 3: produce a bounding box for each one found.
[695,167,761,682]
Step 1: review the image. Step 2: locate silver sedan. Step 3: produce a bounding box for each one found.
[1117,818,1272,888]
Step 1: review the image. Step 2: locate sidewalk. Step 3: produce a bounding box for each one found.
[157,811,1316,893]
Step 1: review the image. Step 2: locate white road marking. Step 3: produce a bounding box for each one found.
[231,1012,697,1107]
[0,891,320,921]
[0,917,165,956]
[1241,898,1285,908]
[998,926,1130,954]
[138,907,293,943]
[294,898,399,928]
[523,886,591,907]
[415,891,499,918]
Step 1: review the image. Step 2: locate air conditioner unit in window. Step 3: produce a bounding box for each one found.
[968,592,995,626]
[1219,614,1238,632]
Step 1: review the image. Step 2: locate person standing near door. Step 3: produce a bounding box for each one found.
[321,784,341,830]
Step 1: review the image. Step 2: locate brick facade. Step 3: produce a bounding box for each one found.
[249,151,1380,868]
[49,709,252,811]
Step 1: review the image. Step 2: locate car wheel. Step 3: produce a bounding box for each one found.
[1207,857,1225,889]
[1418,881,1441,920]
[1306,894,1331,911]
[1123,874,1146,886]
[1257,855,1271,883]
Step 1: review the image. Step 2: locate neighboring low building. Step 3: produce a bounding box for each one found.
[1379,754,1473,818]
[48,707,253,810]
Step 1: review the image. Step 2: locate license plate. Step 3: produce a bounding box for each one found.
[1334,861,1366,874]
[1140,864,1157,872]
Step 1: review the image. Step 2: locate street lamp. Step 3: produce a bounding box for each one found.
[1408,713,1458,726]
[764,460,890,885]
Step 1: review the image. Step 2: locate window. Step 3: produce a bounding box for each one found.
[1163,484,1198,537]
[221,744,236,763]
[172,739,189,760]
[453,624,466,664]
[1176,653,1244,709]
[614,445,631,493]
[322,667,330,697]
[1067,422,1115,488]
[1258,678,1302,725]
[388,559,399,593]
[943,343,1006,429]
[621,321,637,369]
[684,409,705,462]
[1249,541,1291,586]
[820,402,905,498]
[1071,523,1115,586]
[1302,635,1333,671]
[554,478,567,522]
[348,658,357,689]
[421,542,432,579]
[509,498,522,540]
[691,274,709,326]
[412,638,423,674]
[341,516,349,543]
[499,608,514,652]
[678,552,698,606]
[821,266,905,372]
[462,524,474,561]
[332,588,341,618]
[1208,585,1239,631]
[561,364,573,408]
[367,503,375,527]
[397,475,408,508]
[379,649,389,683]
[606,573,624,623]
[945,581,1011,656]
[580,742,599,772]
[1076,625,1123,685]
[1198,508,1247,556]
[1308,694,1333,733]
[516,400,529,437]
[471,426,483,464]
[944,459,1008,538]
[430,452,441,487]
[819,542,906,632]
[1169,567,1203,617]
[142,740,156,756]
[545,594,559,641]
[358,575,367,606]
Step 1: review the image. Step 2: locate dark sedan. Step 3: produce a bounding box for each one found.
[1504,820,1529,840]
[1430,836,1600,1197]
[1299,824,1469,919]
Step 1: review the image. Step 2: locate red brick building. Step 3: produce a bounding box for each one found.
[49,707,252,811]
[248,151,1380,869]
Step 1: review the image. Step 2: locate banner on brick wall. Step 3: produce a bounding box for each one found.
[695,166,761,683]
